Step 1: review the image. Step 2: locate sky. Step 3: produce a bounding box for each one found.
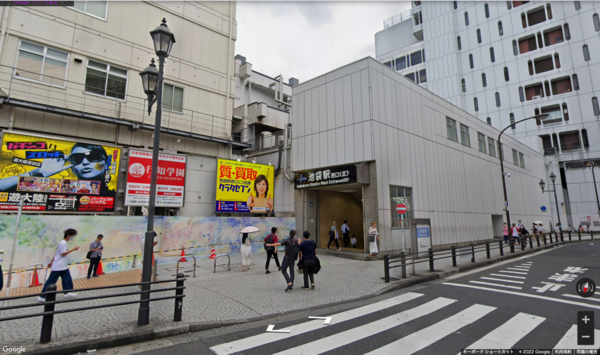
[235,2,410,83]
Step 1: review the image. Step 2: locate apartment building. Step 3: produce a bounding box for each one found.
[375,1,600,229]
[0,1,246,216]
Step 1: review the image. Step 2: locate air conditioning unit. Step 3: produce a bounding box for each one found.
[277,135,284,147]
[532,95,541,100]
[257,103,267,119]
[261,131,273,149]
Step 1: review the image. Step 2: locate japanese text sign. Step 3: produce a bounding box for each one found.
[215,159,275,213]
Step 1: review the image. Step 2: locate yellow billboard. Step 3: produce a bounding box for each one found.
[215,159,275,213]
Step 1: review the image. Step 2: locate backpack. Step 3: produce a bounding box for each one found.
[287,238,299,260]
[264,234,275,252]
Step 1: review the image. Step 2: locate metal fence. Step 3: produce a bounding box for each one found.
[383,9,413,28]
[383,231,596,283]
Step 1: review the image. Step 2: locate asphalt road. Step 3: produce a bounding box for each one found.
[96,242,600,355]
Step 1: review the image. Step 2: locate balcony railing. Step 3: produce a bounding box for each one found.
[384,9,412,28]
[249,130,287,152]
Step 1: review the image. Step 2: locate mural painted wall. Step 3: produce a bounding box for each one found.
[0,215,295,288]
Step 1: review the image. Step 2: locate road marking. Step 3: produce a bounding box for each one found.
[266,325,290,333]
[507,267,529,272]
[480,277,524,284]
[469,281,522,290]
[443,282,600,310]
[209,292,424,355]
[458,312,545,354]
[308,316,332,325]
[562,294,600,303]
[490,273,526,279]
[364,305,496,355]
[272,297,457,355]
[499,270,528,275]
[513,266,530,269]
[553,325,600,349]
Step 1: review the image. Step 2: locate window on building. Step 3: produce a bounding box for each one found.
[69,1,108,20]
[419,69,427,83]
[563,103,570,121]
[396,56,407,70]
[457,36,462,50]
[541,105,563,124]
[522,13,527,28]
[487,117,492,125]
[559,131,581,151]
[478,132,487,153]
[575,1,581,10]
[519,152,525,168]
[513,40,519,55]
[525,83,544,100]
[15,40,69,87]
[507,1,512,10]
[543,26,564,47]
[514,1,530,7]
[390,186,413,229]
[518,36,537,54]
[460,124,470,146]
[383,61,392,69]
[512,149,519,165]
[504,67,510,81]
[484,3,490,18]
[414,11,423,26]
[594,14,600,32]
[422,49,425,61]
[85,59,128,100]
[474,97,479,112]
[583,45,590,61]
[477,29,482,43]
[454,1,458,9]
[163,83,184,113]
[469,54,474,68]
[490,47,495,62]
[488,137,496,157]
[573,74,579,91]
[593,97,600,116]
[582,129,589,148]
[414,1,421,5]
[554,53,561,68]
[510,113,516,129]
[528,60,534,75]
[564,24,571,40]
[547,4,553,19]
[465,11,470,26]
[527,7,547,27]
[495,92,501,107]
[410,50,423,66]
[551,77,573,96]
[405,72,416,82]
[447,117,458,142]
[482,73,487,87]
[534,56,554,73]
[519,87,525,102]
[498,21,504,36]
[462,78,466,92]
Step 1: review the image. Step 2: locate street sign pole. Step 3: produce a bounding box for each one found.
[401,215,405,252]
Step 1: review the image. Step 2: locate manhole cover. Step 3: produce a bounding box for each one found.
[380,277,401,281]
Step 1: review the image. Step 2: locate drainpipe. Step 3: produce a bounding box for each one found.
[7,106,15,129]
[224,2,234,140]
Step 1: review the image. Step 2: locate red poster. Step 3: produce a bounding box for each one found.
[125,150,186,207]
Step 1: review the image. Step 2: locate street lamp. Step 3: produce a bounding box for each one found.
[498,114,548,244]
[539,172,562,232]
[137,18,176,327]
[588,161,600,219]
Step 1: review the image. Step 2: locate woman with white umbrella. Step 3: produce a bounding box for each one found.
[240,226,260,272]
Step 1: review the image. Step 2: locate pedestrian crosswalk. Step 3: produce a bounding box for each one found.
[465,261,532,290]
[208,290,599,355]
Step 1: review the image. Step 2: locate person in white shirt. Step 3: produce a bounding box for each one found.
[341,220,350,248]
[38,229,80,302]
[351,235,357,248]
[368,222,380,256]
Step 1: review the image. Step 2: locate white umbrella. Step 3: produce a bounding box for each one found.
[240,226,260,234]
[533,221,543,225]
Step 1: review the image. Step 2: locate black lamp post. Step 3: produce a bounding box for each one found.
[539,172,562,232]
[498,114,548,243]
[137,18,176,327]
[588,161,600,219]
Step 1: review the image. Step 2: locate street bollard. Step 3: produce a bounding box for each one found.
[40,284,57,344]
[400,251,407,279]
[486,242,490,259]
[499,240,504,256]
[543,233,547,245]
[384,254,390,283]
[510,240,515,253]
[451,246,457,267]
[471,244,475,263]
[521,238,526,251]
[592,230,594,240]
[529,236,533,249]
[429,248,434,272]
[174,273,185,322]
[560,231,564,242]
[578,231,582,241]
[568,231,572,242]
[536,235,540,247]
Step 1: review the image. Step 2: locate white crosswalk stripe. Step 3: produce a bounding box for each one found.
[469,281,522,290]
[480,277,524,284]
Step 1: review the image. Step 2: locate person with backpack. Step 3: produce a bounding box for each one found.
[264,227,281,274]
[299,231,317,290]
[266,230,299,292]
[327,221,340,251]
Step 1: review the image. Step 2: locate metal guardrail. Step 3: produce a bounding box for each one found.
[0,274,186,344]
[383,231,595,283]
[176,256,197,278]
[383,9,412,28]
[214,254,231,273]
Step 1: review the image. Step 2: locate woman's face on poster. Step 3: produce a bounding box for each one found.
[256,179,267,196]
[70,147,106,180]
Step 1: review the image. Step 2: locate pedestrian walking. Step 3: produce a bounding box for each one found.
[368,222,380,256]
[531,223,538,239]
[264,227,281,274]
[87,234,104,279]
[351,234,357,248]
[266,230,299,292]
[240,233,252,272]
[341,220,350,248]
[511,223,520,244]
[299,231,317,290]
[327,221,340,251]
[503,223,509,245]
[38,229,80,302]
[139,231,158,290]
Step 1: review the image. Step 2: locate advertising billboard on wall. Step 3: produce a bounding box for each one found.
[125,150,186,207]
[215,159,275,213]
[0,131,121,213]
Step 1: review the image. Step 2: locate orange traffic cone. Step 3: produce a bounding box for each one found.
[179,247,188,262]
[96,260,105,275]
[29,268,41,287]
[209,246,216,260]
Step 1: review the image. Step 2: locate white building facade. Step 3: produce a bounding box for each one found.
[375,1,600,229]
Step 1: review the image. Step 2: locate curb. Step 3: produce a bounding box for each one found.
[26,241,571,355]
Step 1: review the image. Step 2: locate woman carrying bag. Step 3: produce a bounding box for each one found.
[368,222,380,256]
[241,233,252,272]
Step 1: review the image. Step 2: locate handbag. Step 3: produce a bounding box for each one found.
[86,251,93,259]
[297,259,304,274]
[329,230,335,237]
[367,233,376,242]
[313,256,321,275]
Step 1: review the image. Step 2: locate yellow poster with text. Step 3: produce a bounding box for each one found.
[215,159,275,213]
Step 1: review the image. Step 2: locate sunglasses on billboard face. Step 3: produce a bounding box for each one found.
[68,151,105,165]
